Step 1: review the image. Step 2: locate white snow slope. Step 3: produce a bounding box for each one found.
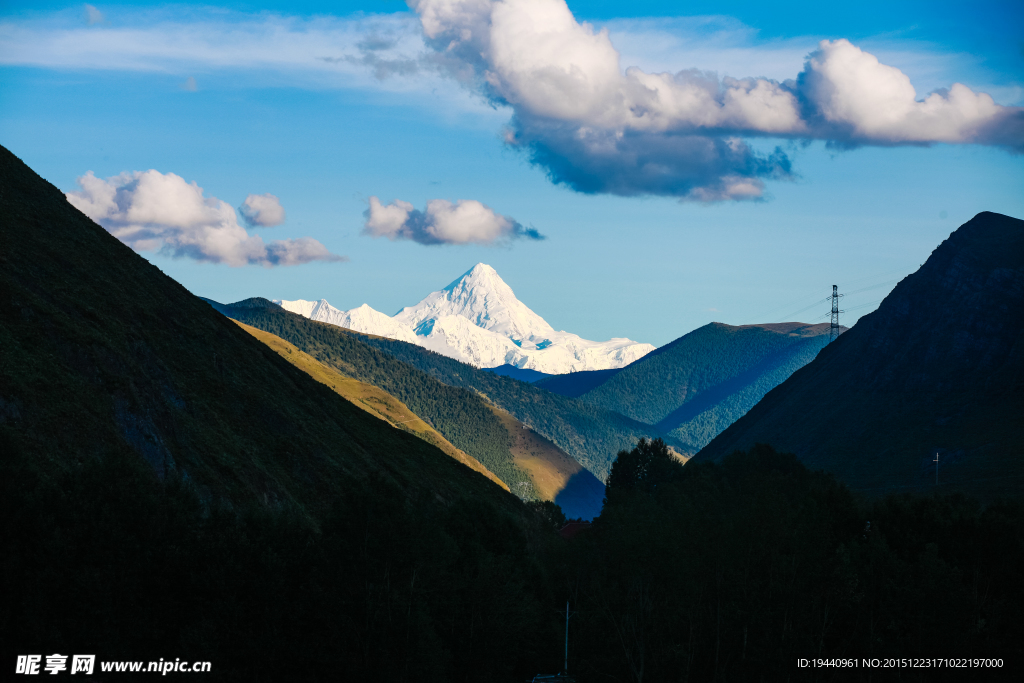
[274,263,654,374]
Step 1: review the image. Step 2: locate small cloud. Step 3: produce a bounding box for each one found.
[320,53,418,80]
[84,4,103,26]
[239,193,286,227]
[357,35,397,52]
[180,76,197,92]
[66,170,344,267]
[708,308,720,312]
[363,196,544,246]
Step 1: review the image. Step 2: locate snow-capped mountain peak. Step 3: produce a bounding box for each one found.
[276,264,654,374]
[394,263,554,341]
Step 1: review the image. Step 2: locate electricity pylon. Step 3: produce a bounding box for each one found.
[829,285,844,343]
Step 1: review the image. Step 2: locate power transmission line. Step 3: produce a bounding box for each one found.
[834,265,913,289]
[843,277,901,297]
[843,299,885,313]
[771,297,831,324]
[750,270,909,325]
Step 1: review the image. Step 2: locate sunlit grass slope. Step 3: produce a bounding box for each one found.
[234,320,509,492]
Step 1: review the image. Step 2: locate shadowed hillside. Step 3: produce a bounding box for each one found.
[697,212,1024,500]
[534,367,621,397]
[577,322,835,452]
[486,405,605,520]
[483,364,552,383]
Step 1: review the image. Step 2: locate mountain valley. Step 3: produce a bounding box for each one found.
[2,142,1021,681]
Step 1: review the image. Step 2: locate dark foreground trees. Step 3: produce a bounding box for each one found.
[551,443,1023,682]
[3,436,1021,682]
[0,432,563,682]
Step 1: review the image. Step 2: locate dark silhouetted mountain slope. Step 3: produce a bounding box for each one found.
[696,212,1024,500]
[578,322,835,452]
[0,144,518,518]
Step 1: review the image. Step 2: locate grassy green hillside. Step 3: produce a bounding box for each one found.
[697,212,1024,500]
[579,322,833,452]
[486,404,605,520]
[226,304,678,481]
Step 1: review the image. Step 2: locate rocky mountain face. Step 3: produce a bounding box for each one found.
[696,212,1024,500]
[276,263,654,374]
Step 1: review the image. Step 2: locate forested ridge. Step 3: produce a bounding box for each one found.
[208,299,532,493]
[577,322,832,452]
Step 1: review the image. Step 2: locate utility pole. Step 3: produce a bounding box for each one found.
[829,285,844,343]
[564,601,569,675]
[934,452,940,486]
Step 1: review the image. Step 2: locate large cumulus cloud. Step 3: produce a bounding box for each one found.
[409,0,1023,200]
[364,196,543,245]
[67,170,344,266]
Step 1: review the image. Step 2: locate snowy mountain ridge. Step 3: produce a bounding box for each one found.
[274,264,654,374]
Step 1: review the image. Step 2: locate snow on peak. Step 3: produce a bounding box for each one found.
[395,262,554,340]
[276,265,654,374]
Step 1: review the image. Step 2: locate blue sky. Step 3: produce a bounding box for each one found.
[2,1,1022,346]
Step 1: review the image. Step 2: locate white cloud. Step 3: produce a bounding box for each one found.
[800,39,1015,145]
[364,196,543,245]
[84,4,103,26]
[66,170,344,266]
[239,193,286,227]
[0,8,506,125]
[6,2,1021,201]
[409,0,1023,199]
